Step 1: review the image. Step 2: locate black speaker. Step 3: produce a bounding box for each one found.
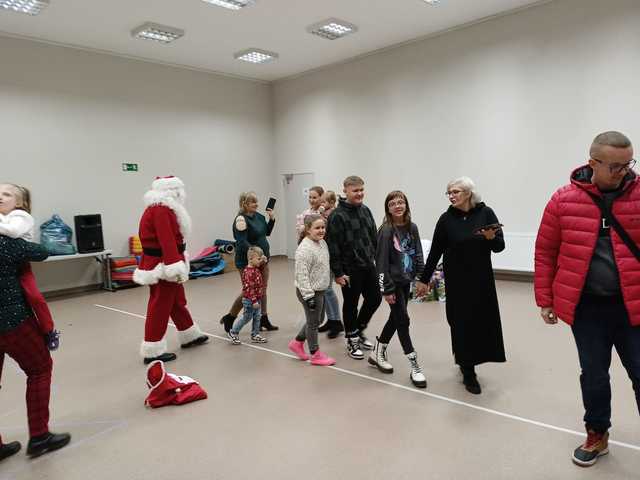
[74,214,104,253]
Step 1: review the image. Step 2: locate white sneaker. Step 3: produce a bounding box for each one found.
[346,337,364,359]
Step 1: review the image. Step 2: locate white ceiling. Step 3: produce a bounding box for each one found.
[0,0,548,82]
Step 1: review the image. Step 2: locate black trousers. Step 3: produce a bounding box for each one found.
[340,266,382,338]
[571,294,640,432]
[379,283,414,354]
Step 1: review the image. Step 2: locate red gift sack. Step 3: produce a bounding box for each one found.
[144,360,207,408]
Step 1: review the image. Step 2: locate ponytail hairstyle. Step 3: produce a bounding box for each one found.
[298,213,325,244]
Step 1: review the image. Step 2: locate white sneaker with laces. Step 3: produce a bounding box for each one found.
[346,337,364,359]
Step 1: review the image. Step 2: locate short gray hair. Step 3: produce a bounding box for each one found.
[447,176,481,208]
[590,131,632,158]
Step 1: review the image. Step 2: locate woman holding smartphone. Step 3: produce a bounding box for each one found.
[416,177,506,394]
[220,192,279,332]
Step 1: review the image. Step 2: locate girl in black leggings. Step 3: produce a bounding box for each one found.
[370,191,427,388]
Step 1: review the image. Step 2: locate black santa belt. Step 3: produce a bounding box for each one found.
[143,244,186,257]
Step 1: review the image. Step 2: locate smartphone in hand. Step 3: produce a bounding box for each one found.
[473,223,504,235]
[266,197,276,211]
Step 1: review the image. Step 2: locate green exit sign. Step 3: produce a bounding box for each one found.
[122,163,139,172]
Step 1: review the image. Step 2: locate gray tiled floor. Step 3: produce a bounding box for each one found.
[1,258,638,480]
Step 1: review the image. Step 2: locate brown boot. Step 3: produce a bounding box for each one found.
[572,430,609,467]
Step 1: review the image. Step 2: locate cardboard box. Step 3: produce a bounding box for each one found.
[221,252,237,273]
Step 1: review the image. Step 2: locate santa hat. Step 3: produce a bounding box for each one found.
[144,360,207,408]
[151,176,184,191]
[142,175,192,237]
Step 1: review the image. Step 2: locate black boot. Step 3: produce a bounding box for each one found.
[460,366,481,394]
[0,441,21,462]
[143,352,177,365]
[26,432,71,458]
[181,335,209,348]
[220,314,236,333]
[327,321,344,339]
[260,314,279,331]
[318,320,330,333]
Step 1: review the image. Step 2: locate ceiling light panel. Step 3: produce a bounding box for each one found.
[0,0,49,15]
[201,0,255,10]
[307,18,358,40]
[234,48,278,64]
[131,22,184,44]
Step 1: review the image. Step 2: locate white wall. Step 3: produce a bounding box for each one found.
[3,0,640,289]
[0,37,276,291]
[272,0,640,270]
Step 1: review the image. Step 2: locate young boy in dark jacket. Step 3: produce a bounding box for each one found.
[326,176,381,360]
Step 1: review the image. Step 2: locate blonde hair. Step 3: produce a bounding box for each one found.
[238,191,258,214]
[299,214,325,244]
[323,190,337,208]
[1,183,31,214]
[247,245,264,261]
[447,177,481,208]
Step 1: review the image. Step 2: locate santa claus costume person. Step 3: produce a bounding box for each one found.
[133,176,209,364]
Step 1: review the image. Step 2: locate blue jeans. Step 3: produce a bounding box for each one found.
[572,294,640,432]
[324,286,341,322]
[231,298,261,337]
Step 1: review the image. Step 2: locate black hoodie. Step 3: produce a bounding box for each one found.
[376,222,424,294]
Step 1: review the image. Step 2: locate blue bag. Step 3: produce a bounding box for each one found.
[40,214,77,255]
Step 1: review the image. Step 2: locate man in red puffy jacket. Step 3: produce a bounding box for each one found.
[535,131,640,467]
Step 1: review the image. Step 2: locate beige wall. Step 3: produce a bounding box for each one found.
[272,0,640,270]
[0,36,275,291]
[3,0,640,287]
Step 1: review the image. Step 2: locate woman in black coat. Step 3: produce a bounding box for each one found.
[417,177,506,394]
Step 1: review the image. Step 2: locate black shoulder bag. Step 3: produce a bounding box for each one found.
[586,192,640,262]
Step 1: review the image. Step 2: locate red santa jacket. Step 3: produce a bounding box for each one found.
[535,165,640,326]
[133,188,191,286]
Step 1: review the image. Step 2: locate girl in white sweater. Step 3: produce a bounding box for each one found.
[288,214,335,366]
